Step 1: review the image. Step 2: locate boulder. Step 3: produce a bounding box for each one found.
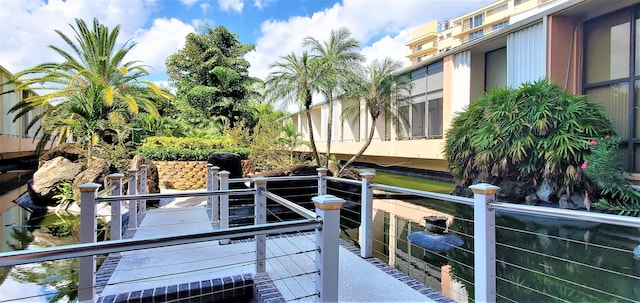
[72,158,113,202]
[31,156,83,205]
[497,180,533,203]
[525,193,539,206]
[558,194,577,209]
[38,143,85,167]
[131,155,160,195]
[536,179,557,203]
[208,153,243,178]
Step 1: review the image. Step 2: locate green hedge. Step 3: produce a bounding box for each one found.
[137,136,248,161]
[137,146,249,161]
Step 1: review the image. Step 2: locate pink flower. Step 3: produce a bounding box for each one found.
[605,135,610,139]
[588,140,598,146]
[581,161,588,169]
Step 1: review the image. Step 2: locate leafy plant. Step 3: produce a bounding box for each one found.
[52,181,75,211]
[444,79,615,194]
[583,136,640,216]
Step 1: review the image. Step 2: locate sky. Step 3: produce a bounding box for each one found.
[0,0,494,94]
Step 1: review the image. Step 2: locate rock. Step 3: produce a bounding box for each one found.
[424,216,448,234]
[72,158,113,202]
[558,194,577,209]
[408,232,464,253]
[570,191,587,209]
[131,155,160,195]
[208,153,243,178]
[38,143,85,167]
[497,180,532,203]
[525,193,538,205]
[31,156,83,205]
[536,179,557,203]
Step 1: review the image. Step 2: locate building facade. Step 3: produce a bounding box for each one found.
[288,0,639,174]
[0,65,48,160]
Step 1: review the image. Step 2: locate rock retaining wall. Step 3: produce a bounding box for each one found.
[155,161,207,190]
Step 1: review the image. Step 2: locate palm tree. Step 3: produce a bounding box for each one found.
[276,121,310,166]
[265,52,322,165]
[8,18,170,158]
[303,28,365,167]
[338,58,411,175]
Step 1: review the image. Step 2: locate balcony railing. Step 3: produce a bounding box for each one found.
[1,165,639,302]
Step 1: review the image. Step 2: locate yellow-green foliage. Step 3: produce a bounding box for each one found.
[141,136,235,150]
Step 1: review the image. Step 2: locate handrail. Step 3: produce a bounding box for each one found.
[372,183,474,206]
[228,178,254,184]
[264,190,316,219]
[266,175,319,182]
[95,188,255,202]
[492,202,640,228]
[0,219,318,267]
[325,176,361,185]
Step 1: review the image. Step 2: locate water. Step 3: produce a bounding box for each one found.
[341,193,640,303]
[0,170,79,303]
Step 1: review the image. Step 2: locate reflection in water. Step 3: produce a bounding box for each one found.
[343,197,640,303]
[1,170,80,303]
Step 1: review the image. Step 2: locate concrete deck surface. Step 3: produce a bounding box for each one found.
[99,193,436,302]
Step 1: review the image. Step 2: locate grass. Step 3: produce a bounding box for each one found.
[372,171,454,194]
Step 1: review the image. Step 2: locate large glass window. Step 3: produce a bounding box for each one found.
[397,60,444,140]
[584,5,639,171]
[485,47,507,89]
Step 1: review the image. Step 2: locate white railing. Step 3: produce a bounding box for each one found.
[2,166,640,303]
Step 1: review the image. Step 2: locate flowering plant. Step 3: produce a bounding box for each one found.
[583,136,640,216]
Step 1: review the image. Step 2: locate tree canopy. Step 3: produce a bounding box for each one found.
[166,26,260,129]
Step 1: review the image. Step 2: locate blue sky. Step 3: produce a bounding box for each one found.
[0,0,494,89]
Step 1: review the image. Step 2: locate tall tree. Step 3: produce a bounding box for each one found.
[166,26,259,129]
[265,52,322,165]
[338,58,411,175]
[8,18,169,158]
[303,28,364,167]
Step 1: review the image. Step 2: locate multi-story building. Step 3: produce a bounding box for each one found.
[288,0,640,175]
[407,0,565,64]
[0,65,49,160]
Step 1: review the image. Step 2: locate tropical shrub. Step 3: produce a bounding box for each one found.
[137,136,248,161]
[445,79,615,195]
[583,136,640,216]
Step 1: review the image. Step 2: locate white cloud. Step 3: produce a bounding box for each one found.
[0,0,157,74]
[253,0,265,9]
[247,0,493,81]
[218,0,244,13]
[200,2,211,14]
[181,0,199,6]
[128,18,195,75]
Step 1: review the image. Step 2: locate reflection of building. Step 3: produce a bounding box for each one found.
[288,0,640,174]
[0,65,49,160]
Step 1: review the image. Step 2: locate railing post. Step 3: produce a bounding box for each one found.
[108,173,124,241]
[209,166,221,226]
[219,170,230,244]
[469,183,500,303]
[317,167,328,195]
[254,177,268,273]
[139,164,148,213]
[78,183,100,303]
[127,168,139,229]
[360,172,375,258]
[314,195,345,303]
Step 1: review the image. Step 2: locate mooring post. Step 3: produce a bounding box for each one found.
[78,183,100,303]
[469,183,500,303]
[314,195,344,303]
[254,177,268,273]
[108,173,124,241]
[317,167,328,195]
[219,170,230,244]
[360,172,375,258]
[127,168,139,229]
[139,164,148,213]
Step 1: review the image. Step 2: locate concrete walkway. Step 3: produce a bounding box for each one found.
[98,193,439,302]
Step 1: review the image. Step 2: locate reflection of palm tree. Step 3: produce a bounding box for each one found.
[8,18,170,157]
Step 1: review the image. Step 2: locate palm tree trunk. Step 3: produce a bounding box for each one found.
[306,108,322,166]
[324,92,333,168]
[337,116,377,176]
